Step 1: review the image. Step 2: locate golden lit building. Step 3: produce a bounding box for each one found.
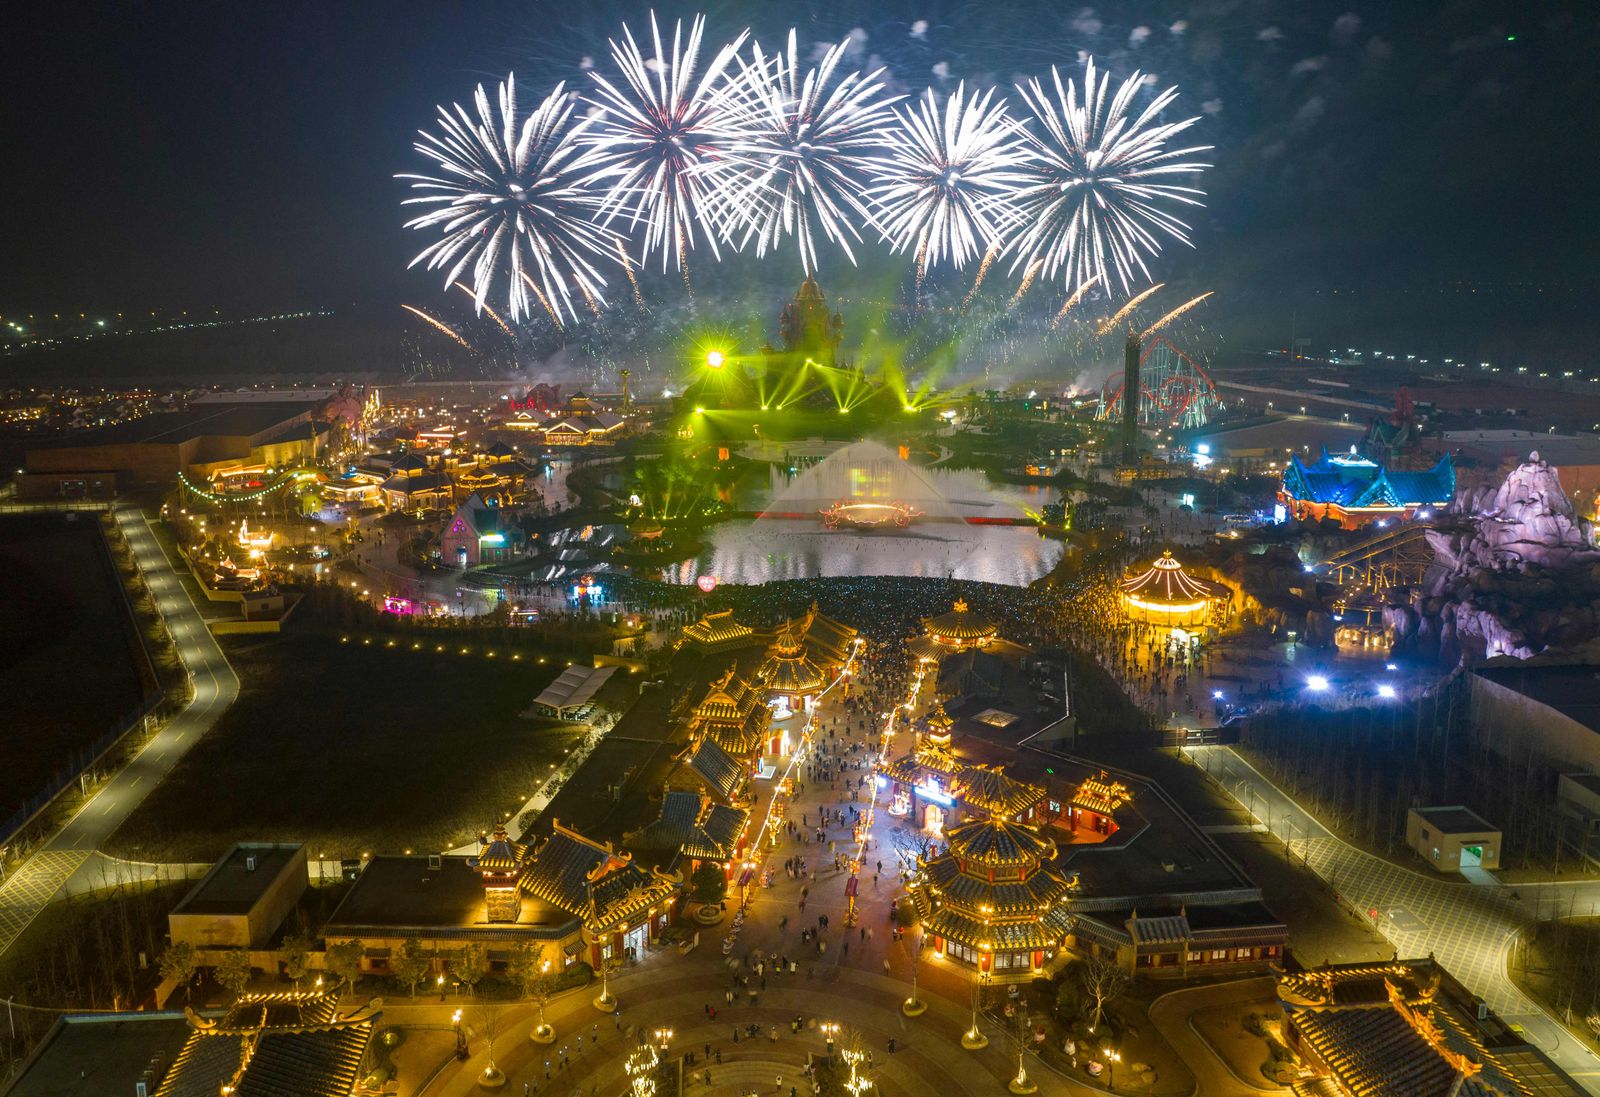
[757,623,828,704]
[909,816,1078,981]
[689,667,773,756]
[1119,551,1225,628]
[921,599,999,651]
[680,610,759,655]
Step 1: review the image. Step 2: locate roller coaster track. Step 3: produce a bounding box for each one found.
[1316,520,1464,589]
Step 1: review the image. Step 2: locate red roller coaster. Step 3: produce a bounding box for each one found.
[1096,336,1222,429]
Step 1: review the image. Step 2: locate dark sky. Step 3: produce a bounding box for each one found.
[4,0,1598,354]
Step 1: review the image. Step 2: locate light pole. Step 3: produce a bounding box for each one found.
[962,971,990,1050]
[594,949,616,1012]
[452,1008,466,1060]
[822,1021,839,1062]
[1104,1046,1122,1091]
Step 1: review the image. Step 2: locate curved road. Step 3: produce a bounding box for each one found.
[0,505,238,958]
[1188,745,1600,1092]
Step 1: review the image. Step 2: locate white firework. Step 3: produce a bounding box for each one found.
[1008,58,1210,293]
[718,30,901,273]
[867,82,1029,271]
[400,74,620,325]
[582,13,750,271]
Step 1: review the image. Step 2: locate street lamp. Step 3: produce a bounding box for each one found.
[452,1008,466,1060]
[654,1027,673,1052]
[594,950,617,1013]
[822,1021,839,1060]
[532,960,554,1044]
[1104,1046,1122,1091]
[436,972,446,1001]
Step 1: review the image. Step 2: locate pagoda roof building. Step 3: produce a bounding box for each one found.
[681,609,759,654]
[158,987,379,1097]
[1276,959,1555,1097]
[1278,447,1454,529]
[518,822,678,939]
[1120,551,1225,627]
[689,667,771,756]
[909,816,1078,971]
[625,789,751,867]
[921,599,999,651]
[757,623,828,698]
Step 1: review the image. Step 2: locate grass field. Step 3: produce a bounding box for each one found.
[105,632,587,861]
[0,514,147,819]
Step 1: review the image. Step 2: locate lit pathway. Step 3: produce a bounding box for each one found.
[0,506,238,958]
[1188,745,1600,1092]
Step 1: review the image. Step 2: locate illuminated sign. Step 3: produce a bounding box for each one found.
[917,778,953,807]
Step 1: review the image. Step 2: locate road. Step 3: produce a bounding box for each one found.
[1188,744,1600,1092]
[0,505,238,958]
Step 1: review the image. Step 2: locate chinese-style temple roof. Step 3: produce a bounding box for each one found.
[682,611,757,652]
[922,599,999,646]
[758,623,828,696]
[907,635,946,663]
[1072,771,1134,817]
[945,816,1056,869]
[918,902,1076,953]
[158,990,377,1097]
[791,602,858,666]
[960,765,1047,818]
[627,791,750,863]
[473,822,522,873]
[1120,551,1223,605]
[1281,448,1455,510]
[519,822,676,933]
[692,667,765,724]
[1279,962,1534,1097]
[679,734,746,804]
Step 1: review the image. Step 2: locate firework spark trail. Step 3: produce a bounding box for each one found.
[582,13,750,271]
[517,270,563,328]
[1008,258,1044,307]
[401,304,472,349]
[1140,291,1214,338]
[615,238,645,309]
[401,74,620,325]
[1098,282,1164,334]
[719,29,901,273]
[1048,273,1101,331]
[451,282,513,336]
[1008,58,1210,294]
[867,82,1027,273]
[962,241,1002,307]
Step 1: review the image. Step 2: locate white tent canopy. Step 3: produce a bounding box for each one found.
[530,664,617,717]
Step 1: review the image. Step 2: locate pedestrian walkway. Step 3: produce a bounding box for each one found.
[1189,745,1600,1092]
[0,506,238,958]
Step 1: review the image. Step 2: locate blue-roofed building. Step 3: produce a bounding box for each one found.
[1278,446,1455,529]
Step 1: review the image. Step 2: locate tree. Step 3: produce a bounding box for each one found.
[280,933,314,991]
[158,942,198,1004]
[689,861,728,904]
[215,950,253,1001]
[326,939,365,999]
[449,943,490,996]
[477,1001,506,1083]
[392,936,432,999]
[1077,953,1132,1033]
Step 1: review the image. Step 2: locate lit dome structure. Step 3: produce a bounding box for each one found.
[921,599,999,651]
[1120,551,1224,627]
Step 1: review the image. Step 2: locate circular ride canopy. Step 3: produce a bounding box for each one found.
[1120,551,1223,627]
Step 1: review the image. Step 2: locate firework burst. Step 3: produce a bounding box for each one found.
[583,13,750,272]
[1008,58,1209,293]
[719,30,901,273]
[401,74,621,325]
[868,83,1027,274]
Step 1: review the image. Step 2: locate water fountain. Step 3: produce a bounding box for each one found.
[666,441,1064,586]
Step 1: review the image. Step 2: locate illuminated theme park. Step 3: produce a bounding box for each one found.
[7,6,1600,1097]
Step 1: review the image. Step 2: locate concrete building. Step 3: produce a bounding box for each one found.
[1471,663,1600,775]
[167,843,307,949]
[1406,806,1502,874]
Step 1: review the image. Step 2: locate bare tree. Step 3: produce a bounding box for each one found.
[1078,953,1132,1034]
[158,942,198,1004]
[477,1001,506,1083]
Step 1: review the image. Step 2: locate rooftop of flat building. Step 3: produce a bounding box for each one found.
[323,854,572,935]
[1411,805,1498,835]
[3,1012,191,1097]
[30,402,312,449]
[170,844,304,917]
[1473,663,1600,736]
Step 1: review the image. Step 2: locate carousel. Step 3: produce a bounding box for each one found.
[920,599,999,652]
[1119,551,1225,628]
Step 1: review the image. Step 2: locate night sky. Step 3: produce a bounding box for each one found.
[4,0,1598,358]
